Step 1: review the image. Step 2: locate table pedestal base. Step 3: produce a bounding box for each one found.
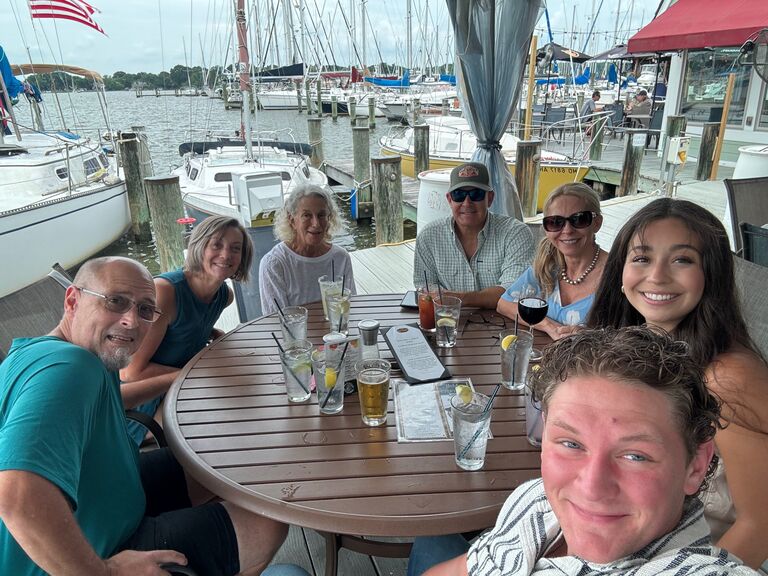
[319,532,413,576]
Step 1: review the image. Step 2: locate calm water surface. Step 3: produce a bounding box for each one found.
[13,90,415,274]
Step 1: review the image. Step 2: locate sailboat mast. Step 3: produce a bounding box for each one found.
[361,0,367,74]
[236,0,253,161]
[407,0,412,72]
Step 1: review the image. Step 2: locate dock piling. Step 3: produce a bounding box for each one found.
[296,81,303,113]
[143,175,186,272]
[118,131,153,242]
[515,140,541,217]
[660,115,687,186]
[353,126,373,219]
[589,122,604,161]
[442,98,450,116]
[307,117,324,169]
[413,124,430,176]
[368,97,376,128]
[349,96,357,126]
[618,129,647,197]
[371,156,404,245]
[695,122,719,181]
[331,96,338,120]
[316,79,323,118]
[305,79,312,115]
[412,98,421,126]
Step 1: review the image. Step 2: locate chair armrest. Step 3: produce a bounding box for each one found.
[125,409,167,447]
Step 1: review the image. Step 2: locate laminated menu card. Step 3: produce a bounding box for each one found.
[382,324,450,384]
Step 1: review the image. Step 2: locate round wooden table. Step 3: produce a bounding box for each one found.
[164,293,548,575]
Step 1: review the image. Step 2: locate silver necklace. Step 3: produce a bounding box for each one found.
[560,244,600,286]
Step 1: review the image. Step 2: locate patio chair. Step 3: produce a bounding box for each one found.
[740,222,768,267]
[542,106,567,143]
[724,176,768,254]
[606,105,628,139]
[734,256,768,359]
[645,109,663,149]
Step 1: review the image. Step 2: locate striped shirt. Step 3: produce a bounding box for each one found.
[468,479,757,576]
[413,213,534,292]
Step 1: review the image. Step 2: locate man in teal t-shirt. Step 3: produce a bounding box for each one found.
[0,256,289,575]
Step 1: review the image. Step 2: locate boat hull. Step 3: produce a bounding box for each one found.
[0,182,130,298]
[379,145,588,212]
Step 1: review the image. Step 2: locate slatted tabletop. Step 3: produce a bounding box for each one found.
[164,293,547,541]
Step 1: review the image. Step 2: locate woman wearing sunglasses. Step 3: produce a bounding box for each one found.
[119,216,254,445]
[497,183,606,340]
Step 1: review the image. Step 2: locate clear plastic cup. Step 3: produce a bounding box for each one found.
[318,275,343,321]
[499,330,533,390]
[356,359,391,426]
[280,306,307,345]
[434,295,461,348]
[417,287,436,332]
[525,383,543,447]
[279,339,313,403]
[312,347,345,414]
[451,391,492,471]
[327,288,352,335]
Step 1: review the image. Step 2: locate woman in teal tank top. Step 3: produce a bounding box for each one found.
[120,216,254,444]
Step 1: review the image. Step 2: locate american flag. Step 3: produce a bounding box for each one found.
[28,0,106,36]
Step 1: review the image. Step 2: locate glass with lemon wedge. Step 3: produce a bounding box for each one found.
[327,288,352,335]
[280,339,313,403]
[433,295,462,348]
[499,330,533,390]
[312,343,345,414]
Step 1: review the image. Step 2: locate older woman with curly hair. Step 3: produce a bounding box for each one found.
[259,184,355,315]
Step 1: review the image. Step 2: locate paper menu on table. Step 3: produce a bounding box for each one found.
[393,377,481,442]
[382,324,450,383]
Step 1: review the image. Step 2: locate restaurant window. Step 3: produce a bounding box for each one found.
[760,82,768,129]
[680,48,750,126]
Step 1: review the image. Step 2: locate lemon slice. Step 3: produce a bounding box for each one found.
[455,383,473,404]
[436,317,456,328]
[501,334,518,351]
[324,367,337,389]
[530,364,541,373]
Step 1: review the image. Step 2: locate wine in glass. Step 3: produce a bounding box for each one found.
[517,296,548,360]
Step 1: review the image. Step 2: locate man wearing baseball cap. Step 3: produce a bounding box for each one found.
[625,89,651,127]
[413,161,534,309]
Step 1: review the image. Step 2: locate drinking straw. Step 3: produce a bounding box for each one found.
[332,260,335,282]
[271,332,309,395]
[457,383,501,460]
[514,313,519,336]
[436,284,450,344]
[321,341,350,408]
[423,271,430,293]
[273,298,295,340]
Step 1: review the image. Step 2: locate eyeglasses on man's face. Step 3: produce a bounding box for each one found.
[542,210,597,233]
[76,286,162,323]
[449,188,488,203]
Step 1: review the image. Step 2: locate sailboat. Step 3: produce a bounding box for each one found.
[0,55,130,299]
[173,0,329,229]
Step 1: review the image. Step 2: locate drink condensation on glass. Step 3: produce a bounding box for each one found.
[451,391,492,471]
[356,359,391,426]
[318,275,343,321]
[280,339,313,403]
[499,330,533,391]
[280,306,308,344]
[417,287,436,332]
[312,346,345,414]
[327,288,352,335]
[434,295,461,348]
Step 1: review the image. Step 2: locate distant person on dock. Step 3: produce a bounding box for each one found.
[413,161,534,309]
[580,90,602,117]
[120,216,254,445]
[259,184,356,315]
[0,256,288,576]
[497,183,607,339]
[625,89,652,127]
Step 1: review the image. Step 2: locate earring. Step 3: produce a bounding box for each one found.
[620,285,625,294]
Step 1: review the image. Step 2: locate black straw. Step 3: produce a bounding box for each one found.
[320,341,350,408]
[273,298,294,339]
[423,271,430,294]
[457,384,500,460]
[332,260,335,282]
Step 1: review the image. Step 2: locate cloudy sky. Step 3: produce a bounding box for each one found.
[2,0,657,75]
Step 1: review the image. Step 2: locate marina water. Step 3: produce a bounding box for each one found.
[12,90,415,274]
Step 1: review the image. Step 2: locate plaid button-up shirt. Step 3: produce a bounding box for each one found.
[413,213,535,291]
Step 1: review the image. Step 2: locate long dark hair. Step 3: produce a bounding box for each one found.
[587,198,759,366]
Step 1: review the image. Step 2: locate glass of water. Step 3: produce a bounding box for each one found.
[279,339,313,403]
[327,288,352,335]
[433,295,461,348]
[318,275,343,321]
[280,306,307,344]
[499,330,533,391]
[451,391,492,471]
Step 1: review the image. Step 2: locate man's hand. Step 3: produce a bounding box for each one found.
[106,550,188,576]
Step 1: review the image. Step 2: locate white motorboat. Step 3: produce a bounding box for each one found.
[0,64,129,299]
